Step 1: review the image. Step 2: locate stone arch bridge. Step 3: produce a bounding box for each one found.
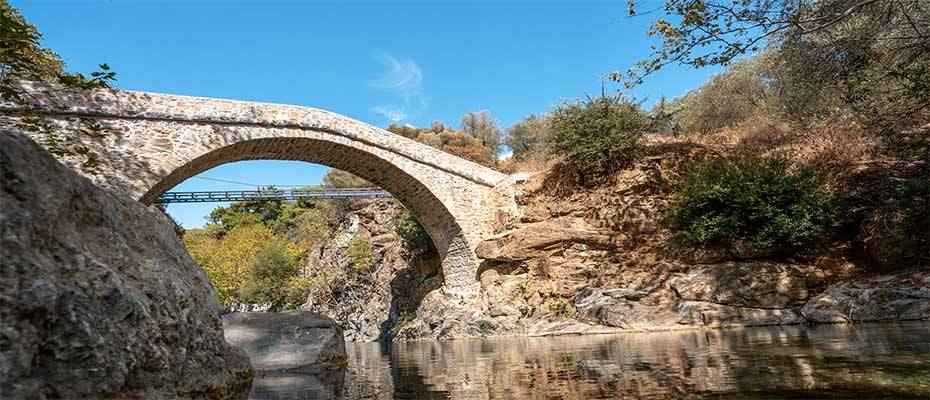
[2,82,520,298]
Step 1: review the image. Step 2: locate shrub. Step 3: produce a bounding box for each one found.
[346,234,374,271]
[668,156,837,254]
[394,210,434,252]
[548,93,647,182]
[546,298,575,319]
[390,310,416,336]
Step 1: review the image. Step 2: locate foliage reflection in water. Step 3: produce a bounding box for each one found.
[248,321,930,399]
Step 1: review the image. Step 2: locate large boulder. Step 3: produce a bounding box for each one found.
[475,217,623,262]
[222,311,347,371]
[801,270,930,322]
[669,262,814,308]
[0,131,253,399]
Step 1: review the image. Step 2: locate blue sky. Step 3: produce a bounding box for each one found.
[17,0,720,228]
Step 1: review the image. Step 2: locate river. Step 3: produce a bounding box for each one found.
[248,321,930,399]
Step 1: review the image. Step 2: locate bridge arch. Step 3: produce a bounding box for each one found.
[4,82,515,298]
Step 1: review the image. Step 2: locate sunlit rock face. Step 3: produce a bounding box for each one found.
[0,130,252,399]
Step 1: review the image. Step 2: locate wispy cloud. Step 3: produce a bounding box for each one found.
[370,52,426,123]
[371,105,407,122]
[371,52,423,98]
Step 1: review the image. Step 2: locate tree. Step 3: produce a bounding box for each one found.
[505,114,551,158]
[346,234,375,271]
[184,223,278,306]
[239,240,299,311]
[207,189,284,233]
[668,156,837,255]
[648,96,681,137]
[322,168,370,188]
[548,91,648,183]
[620,0,929,130]
[386,123,424,139]
[671,59,770,135]
[460,110,502,160]
[0,0,116,170]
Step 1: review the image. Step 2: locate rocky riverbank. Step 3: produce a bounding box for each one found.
[297,142,929,341]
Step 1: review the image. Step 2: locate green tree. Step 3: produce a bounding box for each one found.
[394,210,434,252]
[346,234,375,271]
[505,114,551,158]
[548,91,648,182]
[0,0,116,170]
[239,240,299,311]
[620,0,929,130]
[184,223,278,306]
[208,196,284,233]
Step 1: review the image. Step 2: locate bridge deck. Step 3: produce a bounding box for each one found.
[155,188,392,204]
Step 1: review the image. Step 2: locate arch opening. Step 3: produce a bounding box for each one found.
[143,136,474,293]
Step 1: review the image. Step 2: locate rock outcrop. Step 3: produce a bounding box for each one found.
[222,311,347,370]
[0,131,253,399]
[801,270,930,322]
[298,200,443,341]
[401,145,930,339]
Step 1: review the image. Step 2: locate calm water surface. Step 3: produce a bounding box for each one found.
[249,322,930,399]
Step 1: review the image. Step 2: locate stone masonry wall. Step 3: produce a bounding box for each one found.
[0,82,513,296]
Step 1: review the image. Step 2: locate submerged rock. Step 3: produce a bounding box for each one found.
[0,131,252,399]
[222,311,348,371]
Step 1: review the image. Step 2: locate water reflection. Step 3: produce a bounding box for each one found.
[248,322,930,399]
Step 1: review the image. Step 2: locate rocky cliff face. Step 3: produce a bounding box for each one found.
[0,131,253,399]
[298,199,443,341]
[376,143,930,340]
[289,145,929,342]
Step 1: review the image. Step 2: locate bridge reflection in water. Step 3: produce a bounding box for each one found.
[247,322,930,399]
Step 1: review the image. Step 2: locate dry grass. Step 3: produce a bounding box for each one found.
[645,116,891,190]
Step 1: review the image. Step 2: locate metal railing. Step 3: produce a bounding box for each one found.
[155,187,392,204]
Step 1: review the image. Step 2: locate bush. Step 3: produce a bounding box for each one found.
[548,93,647,182]
[346,234,374,271]
[239,240,298,311]
[394,210,433,252]
[546,298,575,320]
[668,156,837,254]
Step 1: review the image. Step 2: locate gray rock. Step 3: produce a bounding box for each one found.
[574,287,804,330]
[675,301,804,326]
[801,280,930,323]
[0,130,252,399]
[222,311,347,371]
[574,288,681,329]
[670,262,811,308]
